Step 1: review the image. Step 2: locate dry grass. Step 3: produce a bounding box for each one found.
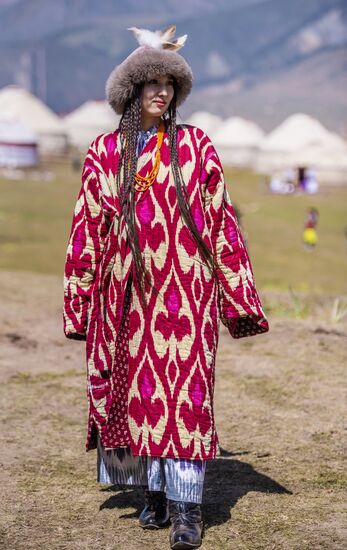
[0,270,346,549]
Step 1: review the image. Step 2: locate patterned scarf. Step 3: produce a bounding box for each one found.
[136,121,160,156]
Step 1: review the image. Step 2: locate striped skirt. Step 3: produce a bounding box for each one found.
[97,436,206,503]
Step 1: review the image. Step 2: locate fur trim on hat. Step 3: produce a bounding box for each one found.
[105,29,193,115]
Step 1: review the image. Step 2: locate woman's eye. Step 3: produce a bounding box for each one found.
[148,79,173,85]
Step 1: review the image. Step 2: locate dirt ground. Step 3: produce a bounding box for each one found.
[0,270,346,550]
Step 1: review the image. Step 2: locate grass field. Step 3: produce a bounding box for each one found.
[0,160,346,294]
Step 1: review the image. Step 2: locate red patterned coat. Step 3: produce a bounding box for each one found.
[63,124,269,460]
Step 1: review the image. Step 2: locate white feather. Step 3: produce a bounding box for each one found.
[127,26,187,51]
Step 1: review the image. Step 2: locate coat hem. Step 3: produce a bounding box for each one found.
[86,418,220,460]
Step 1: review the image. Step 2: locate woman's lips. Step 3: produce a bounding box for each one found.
[155,100,166,106]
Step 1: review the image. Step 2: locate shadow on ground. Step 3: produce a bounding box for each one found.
[98,446,291,531]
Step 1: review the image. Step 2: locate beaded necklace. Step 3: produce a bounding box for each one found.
[127,119,165,193]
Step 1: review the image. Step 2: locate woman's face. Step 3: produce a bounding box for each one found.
[141,74,175,120]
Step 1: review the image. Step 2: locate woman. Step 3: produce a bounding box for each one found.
[302,207,319,250]
[63,25,269,550]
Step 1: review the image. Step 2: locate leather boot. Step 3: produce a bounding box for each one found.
[168,500,203,549]
[139,488,170,529]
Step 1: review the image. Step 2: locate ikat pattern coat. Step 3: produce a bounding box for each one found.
[63,124,269,460]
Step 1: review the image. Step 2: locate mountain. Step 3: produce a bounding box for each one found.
[0,0,346,133]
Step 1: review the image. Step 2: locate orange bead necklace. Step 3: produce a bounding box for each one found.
[127,119,165,193]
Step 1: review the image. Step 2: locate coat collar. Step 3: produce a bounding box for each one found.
[136,122,160,156]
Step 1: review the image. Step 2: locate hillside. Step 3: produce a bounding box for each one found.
[0,0,346,132]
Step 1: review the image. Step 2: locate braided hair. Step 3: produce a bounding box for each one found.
[116,79,218,307]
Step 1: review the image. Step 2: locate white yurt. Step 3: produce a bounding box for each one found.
[0,115,39,167]
[211,116,265,167]
[63,100,119,150]
[0,85,68,154]
[185,111,222,136]
[254,113,347,184]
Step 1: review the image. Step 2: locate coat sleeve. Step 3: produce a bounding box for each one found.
[63,139,108,340]
[200,134,269,338]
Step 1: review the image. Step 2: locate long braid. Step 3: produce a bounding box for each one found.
[167,95,219,279]
[117,87,156,306]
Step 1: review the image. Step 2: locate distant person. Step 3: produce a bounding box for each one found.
[63,24,269,550]
[298,166,307,192]
[305,168,319,194]
[303,207,319,250]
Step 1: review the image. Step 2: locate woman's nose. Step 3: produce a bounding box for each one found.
[158,84,169,95]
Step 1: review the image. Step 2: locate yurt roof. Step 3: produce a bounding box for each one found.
[63,100,118,129]
[290,142,347,169]
[185,111,222,136]
[259,113,347,153]
[0,85,66,134]
[212,116,265,147]
[0,115,38,144]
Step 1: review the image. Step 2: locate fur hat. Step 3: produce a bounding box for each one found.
[105,25,194,115]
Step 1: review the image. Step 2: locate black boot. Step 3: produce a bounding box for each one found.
[168,500,203,549]
[138,488,170,529]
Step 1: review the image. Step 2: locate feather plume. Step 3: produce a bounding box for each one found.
[127,25,187,51]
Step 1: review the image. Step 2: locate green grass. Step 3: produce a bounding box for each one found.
[0,160,78,276]
[225,168,347,293]
[1,160,346,293]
